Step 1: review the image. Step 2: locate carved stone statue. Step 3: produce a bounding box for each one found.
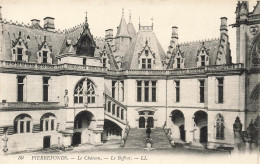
[233,116,243,151]
[64,89,69,107]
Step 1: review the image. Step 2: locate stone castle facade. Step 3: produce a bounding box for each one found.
[0,1,259,153]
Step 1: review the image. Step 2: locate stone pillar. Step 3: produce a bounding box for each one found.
[184,115,194,143]
[62,131,73,148]
[92,130,103,145]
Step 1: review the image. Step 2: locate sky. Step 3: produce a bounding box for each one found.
[0,0,258,63]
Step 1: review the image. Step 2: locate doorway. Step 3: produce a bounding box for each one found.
[43,136,51,148]
[179,125,185,141]
[139,117,145,128]
[200,126,208,143]
[72,132,82,145]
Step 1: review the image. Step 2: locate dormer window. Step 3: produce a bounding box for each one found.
[142,58,152,69]
[11,37,28,62]
[103,58,107,68]
[201,55,205,66]
[37,40,52,64]
[197,46,209,67]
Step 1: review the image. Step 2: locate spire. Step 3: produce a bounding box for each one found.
[85,11,89,27]
[0,6,2,21]
[129,10,131,23]
[115,9,130,38]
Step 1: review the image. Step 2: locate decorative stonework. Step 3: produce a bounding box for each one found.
[250,25,259,35]
[251,35,260,65]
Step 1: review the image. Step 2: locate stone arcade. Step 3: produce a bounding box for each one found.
[0,1,259,154]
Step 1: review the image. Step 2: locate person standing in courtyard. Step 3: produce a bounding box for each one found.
[146,126,152,138]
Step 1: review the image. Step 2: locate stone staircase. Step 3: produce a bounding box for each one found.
[124,128,146,148]
[151,127,172,149]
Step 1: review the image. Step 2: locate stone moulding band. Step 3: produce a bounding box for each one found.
[0,60,244,76]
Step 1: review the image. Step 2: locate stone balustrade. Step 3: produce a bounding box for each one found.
[0,60,244,76]
[104,93,127,125]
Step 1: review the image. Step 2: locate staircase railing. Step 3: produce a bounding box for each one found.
[104,93,127,124]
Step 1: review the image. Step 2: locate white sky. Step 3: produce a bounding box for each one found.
[0,0,257,63]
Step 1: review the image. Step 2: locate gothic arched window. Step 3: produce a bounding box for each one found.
[74,80,84,103]
[216,114,225,139]
[74,78,96,104]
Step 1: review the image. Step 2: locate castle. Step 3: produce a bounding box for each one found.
[0,1,259,153]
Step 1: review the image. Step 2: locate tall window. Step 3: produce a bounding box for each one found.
[177,58,181,68]
[43,51,48,63]
[175,81,180,102]
[144,81,149,102]
[217,78,224,103]
[199,80,205,103]
[112,81,124,101]
[201,56,205,66]
[14,114,32,134]
[17,48,23,61]
[136,80,157,102]
[112,81,116,98]
[117,107,120,117]
[17,76,25,102]
[74,78,96,104]
[137,81,142,102]
[216,114,224,139]
[43,77,50,102]
[152,81,156,102]
[112,104,116,115]
[40,113,56,132]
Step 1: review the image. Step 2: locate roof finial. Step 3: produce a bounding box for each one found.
[151,17,154,30]
[139,16,140,29]
[129,10,131,23]
[122,8,124,17]
[85,11,88,22]
[0,6,2,21]
[84,11,89,27]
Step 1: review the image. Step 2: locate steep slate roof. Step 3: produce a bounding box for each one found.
[0,18,118,69]
[115,16,130,38]
[167,39,220,69]
[0,21,65,63]
[122,29,166,70]
[127,22,137,39]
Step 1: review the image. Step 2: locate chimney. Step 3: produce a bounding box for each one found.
[31,19,40,26]
[43,17,55,31]
[105,29,113,46]
[220,17,228,35]
[171,26,178,49]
